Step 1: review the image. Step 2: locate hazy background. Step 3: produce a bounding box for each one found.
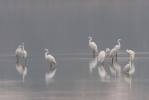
[0,0,149,54]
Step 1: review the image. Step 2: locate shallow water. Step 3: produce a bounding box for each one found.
[0,53,149,100]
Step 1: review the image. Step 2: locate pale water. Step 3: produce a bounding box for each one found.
[0,53,149,100]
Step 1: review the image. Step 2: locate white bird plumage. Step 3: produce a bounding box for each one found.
[98,48,110,65]
[22,43,27,64]
[88,37,98,57]
[15,45,22,60]
[109,47,117,63]
[123,58,135,75]
[45,49,57,68]
[115,39,121,59]
[126,49,135,61]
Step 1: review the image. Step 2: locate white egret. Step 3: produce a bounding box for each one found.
[44,49,57,68]
[88,37,98,57]
[115,39,121,59]
[109,47,117,63]
[123,58,135,75]
[15,45,22,60]
[98,48,110,65]
[126,49,135,61]
[22,43,27,64]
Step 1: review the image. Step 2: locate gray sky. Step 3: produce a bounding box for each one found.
[0,0,148,53]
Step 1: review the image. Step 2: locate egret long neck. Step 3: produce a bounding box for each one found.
[89,38,92,44]
[22,45,24,50]
[45,51,49,59]
[105,51,108,56]
[118,40,121,47]
[129,60,132,69]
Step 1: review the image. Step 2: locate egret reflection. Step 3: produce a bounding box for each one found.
[109,63,116,76]
[109,59,121,76]
[45,67,57,85]
[123,73,132,88]
[113,59,121,75]
[98,65,110,81]
[89,56,98,73]
[15,61,27,83]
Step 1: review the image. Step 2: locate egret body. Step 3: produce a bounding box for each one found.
[123,58,135,75]
[44,49,57,68]
[22,43,27,64]
[115,39,121,59]
[109,47,117,63]
[98,48,110,65]
[88,37,98,57]
[126,49,135,61]
[15,45,22,60]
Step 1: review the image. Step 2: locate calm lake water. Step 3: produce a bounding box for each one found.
[0,53,149,100]
[0,0,149,100]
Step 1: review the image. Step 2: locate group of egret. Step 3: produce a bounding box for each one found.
[16,45,57,68]
[15,37,135,77]
[15,43,27,64]
[88,37,121,64]
[88,36,135,76]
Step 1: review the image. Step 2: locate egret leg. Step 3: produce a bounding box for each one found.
[25,58,26,65]
[112,58,113,63]
[50,63,52,68]
[101,61,104,66]
[93,50,95,58]
[116,53,117,60]
[17,56,19,61]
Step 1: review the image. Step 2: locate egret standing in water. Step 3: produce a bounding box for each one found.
[22,43,27,65]
[114,39,121,59]
[88,37,98,57]
[15,45,22,60]
[123,58,135,75]
[126,49,135,61]
[44,49,57,68]
[109,47,117,63]
[98,48,110,65]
